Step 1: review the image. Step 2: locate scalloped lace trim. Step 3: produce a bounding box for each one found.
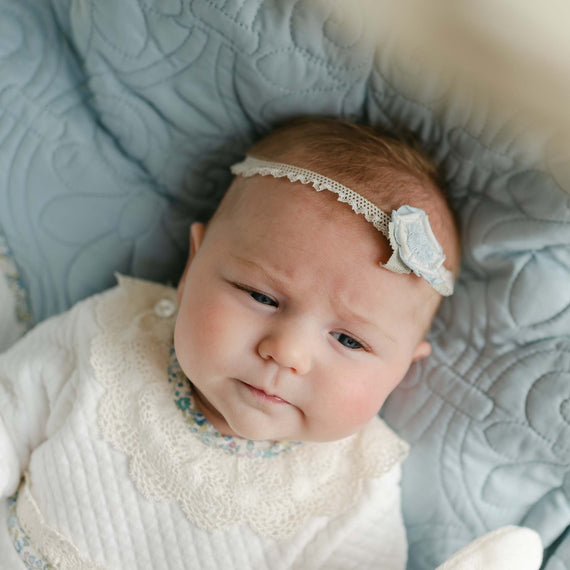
[91,276,409,541]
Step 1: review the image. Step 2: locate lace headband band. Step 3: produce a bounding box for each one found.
[230,156,454,296]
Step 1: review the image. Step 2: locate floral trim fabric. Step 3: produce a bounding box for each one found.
[10,477,105,570]
[7,494,53,570]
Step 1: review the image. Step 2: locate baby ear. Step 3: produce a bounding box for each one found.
[177,222,206,303]
[189,222,206,260]
[412,340,432,362]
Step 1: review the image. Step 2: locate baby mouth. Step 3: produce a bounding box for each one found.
[238,380,290,405]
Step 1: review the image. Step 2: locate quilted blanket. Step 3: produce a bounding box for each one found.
[0,1,569,568]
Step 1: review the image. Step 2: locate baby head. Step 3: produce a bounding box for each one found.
[175,118,460,443]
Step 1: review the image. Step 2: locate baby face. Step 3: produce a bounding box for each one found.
[174,175,436,442]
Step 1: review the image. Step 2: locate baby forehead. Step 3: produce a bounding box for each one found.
[217,186,403,287]
[222,158,460,286]
[224,173,374,229]
[212,179,439,319]
[211,175,396,268]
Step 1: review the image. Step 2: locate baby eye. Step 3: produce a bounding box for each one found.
[232,283,279,307]
[330,332,364,350]
[248,290,278,307]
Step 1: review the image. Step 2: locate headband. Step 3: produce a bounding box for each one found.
[230,156,454,296]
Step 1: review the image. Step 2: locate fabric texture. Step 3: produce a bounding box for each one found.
[0,276,409,570]
[0,1,569,567]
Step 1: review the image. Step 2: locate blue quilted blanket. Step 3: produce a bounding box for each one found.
[0,1,569,568]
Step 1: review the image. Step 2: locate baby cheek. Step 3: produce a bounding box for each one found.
[184,293,253,366]
[342,388,388,425]
[182,301,227,353]
[324,377,389,430]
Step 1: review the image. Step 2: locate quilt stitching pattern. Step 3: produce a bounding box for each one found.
[0,0,569,568]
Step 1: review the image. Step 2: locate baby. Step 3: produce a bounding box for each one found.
[0,118,541,570]
[174,119,459,447]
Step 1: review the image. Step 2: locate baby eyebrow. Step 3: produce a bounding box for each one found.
[334,305,396,344]
[229,255,286,289]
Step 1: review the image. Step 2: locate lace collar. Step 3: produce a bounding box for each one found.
[92,276,409,540]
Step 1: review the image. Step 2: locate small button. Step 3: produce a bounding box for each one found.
[154,298,176,318]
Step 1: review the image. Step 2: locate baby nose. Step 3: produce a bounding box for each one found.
[257,320,312,375]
